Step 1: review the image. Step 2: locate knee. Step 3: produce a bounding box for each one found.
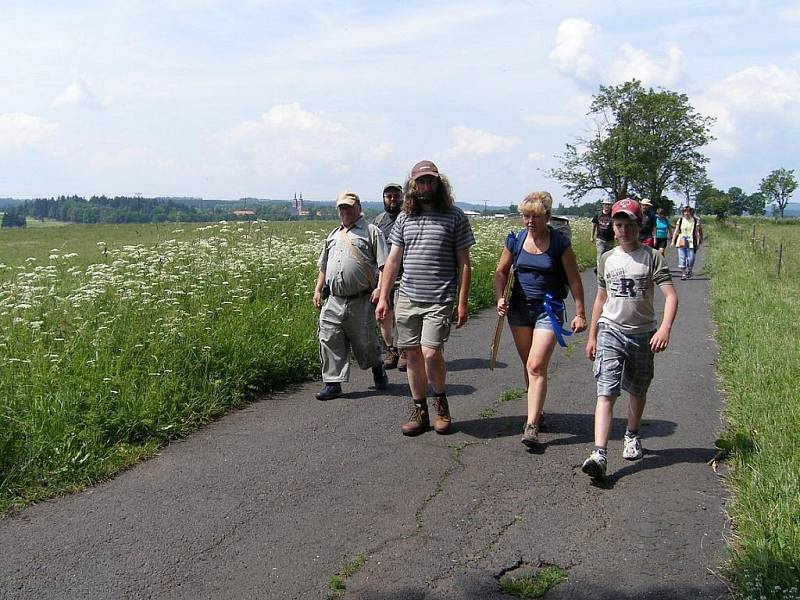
[421,346,442,362]
[526,360,547,379]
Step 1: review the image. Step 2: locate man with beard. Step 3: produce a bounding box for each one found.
[376,161,475,436]
[373,182,405,370]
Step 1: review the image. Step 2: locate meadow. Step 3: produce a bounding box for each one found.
[0,217,594,514]
[706,219,800,600]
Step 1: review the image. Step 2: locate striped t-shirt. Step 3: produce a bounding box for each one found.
[389,206,475,304]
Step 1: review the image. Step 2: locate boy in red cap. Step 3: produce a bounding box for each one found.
[581,198,678,479]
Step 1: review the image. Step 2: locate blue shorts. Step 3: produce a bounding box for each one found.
[594,324,654,397]
[507,298,564,330]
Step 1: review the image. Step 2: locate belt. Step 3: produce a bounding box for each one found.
[331,288,372,300]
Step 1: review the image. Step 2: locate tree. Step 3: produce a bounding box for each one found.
[726,187,747,217]
[705,191,732,221]
[744,191,766,216]
[759,168,797,219]
[550,80,714,204]
[672,164,710,210]
[1,207,27,228]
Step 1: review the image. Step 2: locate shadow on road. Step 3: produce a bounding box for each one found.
[596,446,719,487]
[447,357,509,371]
[455,412,677,445]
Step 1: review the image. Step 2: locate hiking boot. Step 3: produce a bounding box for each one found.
[431,393,452,434]
[521,422,539,447]
[383,346,399,369]
[397,349,408,372]
[581,450,607,479]
[315,382,342,401]
[622,434,643,460]
[372,365,388,390]
[402,400,430,436]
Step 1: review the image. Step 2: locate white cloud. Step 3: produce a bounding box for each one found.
[225,103,346,144]
[448,126,518,157]
[696,64,800,156]
[778,5,800,22]
[220,103,354,185]
[0,112,59,151]
[549,18,598,81]
[53,79,112,110]
[549,19,683,87]
[611,42,682,86]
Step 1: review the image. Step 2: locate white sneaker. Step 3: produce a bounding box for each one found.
[581,450,607,479]
[622,434,643,460]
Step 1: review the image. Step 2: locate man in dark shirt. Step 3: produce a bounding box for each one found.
[639,198,656,246]
[591,200,614,270]
[372,183,404,369]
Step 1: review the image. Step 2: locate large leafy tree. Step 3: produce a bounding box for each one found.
[759,168,797,219]
[551,80,714,204]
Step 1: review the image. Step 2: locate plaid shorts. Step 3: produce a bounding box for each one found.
[594,324,654,397]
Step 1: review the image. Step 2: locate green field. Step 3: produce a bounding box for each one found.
[0,217,594,514]
[706,219,800,600]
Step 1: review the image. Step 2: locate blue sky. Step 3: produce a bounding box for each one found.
[1,0,798,206]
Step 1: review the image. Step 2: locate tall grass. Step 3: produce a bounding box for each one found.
[706,221,800,600]
[0,217,593,513]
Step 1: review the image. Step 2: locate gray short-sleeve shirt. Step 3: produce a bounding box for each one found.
[318,216,387,297]
[389,206,475,304]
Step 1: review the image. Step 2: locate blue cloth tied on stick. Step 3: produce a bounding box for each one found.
[543,292,573,347]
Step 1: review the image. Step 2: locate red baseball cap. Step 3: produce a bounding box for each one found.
[611,198,642,222]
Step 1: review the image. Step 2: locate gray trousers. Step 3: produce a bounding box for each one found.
[596,239,614,266]
[319,294,384,383]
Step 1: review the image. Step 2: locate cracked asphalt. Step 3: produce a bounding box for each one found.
[0,250,730,600]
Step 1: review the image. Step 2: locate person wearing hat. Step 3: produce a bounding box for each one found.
[591,199,615,270]
[581,198,678,480]
[312,191,389,400]
[373,182,405,370]
[375,160,475,436]
[638,198,656,247]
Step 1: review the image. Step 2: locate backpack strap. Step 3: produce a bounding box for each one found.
[509,228,527,273]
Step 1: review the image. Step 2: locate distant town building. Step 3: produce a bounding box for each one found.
[463,210,481,218]
[233,210,256,218]
[291,193,309,217]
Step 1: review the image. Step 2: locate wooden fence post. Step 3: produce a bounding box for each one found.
[751,223,756,249]
[777,243,784,276]
[761,234,766,252]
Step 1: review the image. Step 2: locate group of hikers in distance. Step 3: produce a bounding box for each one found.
[312,159,697,479]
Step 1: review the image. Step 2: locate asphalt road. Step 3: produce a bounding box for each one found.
[0,249,730,600]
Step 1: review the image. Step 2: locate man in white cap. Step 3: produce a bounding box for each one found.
[376,160,475,436]
[591,199,614,270]
[639,198,656,247]
[313,191,389,400]
[372,182,405,370]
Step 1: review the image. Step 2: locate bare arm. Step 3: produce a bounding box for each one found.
[313,270,326,310]
[455,247,472,328]
[650,283,678,352]
[375,245,403,321]
[494,247,513,316]
[561,247,586,332]
[585,288,607,360]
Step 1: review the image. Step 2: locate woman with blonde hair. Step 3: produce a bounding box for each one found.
[494,192,586,447]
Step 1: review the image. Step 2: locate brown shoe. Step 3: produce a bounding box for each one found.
[383,346,399,369]
[431,393,452,434]
[397,349,408,372]
[401,400,430,436]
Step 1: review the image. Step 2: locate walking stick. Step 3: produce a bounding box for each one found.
[489,270,514,370]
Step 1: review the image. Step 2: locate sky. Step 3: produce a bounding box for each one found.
[1,0,799,206]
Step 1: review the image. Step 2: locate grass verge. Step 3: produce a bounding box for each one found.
[498,565,568,598]
[705,221,800,599]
